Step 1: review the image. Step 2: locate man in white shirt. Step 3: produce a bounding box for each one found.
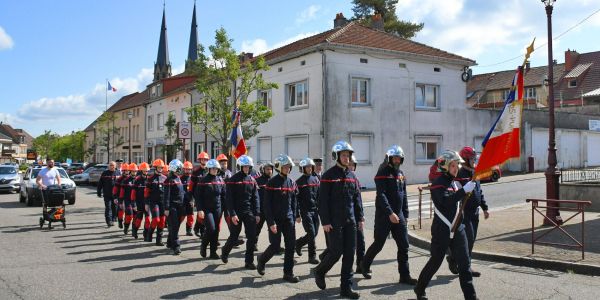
[36,159,61,190]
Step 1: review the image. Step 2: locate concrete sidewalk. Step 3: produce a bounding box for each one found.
[407,203,600,276]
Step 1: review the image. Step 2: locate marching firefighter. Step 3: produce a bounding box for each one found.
[191,151,210,238]
[164,159,186,255]
[113,163,129,229]
[446,146,489,277]
[181,161,195,236]
[121,163,137,236]
[314,141,364,299]
[145,159,168,246]
[97,161,118,227]
[217,154,233,179]
[294,157,321,265]
[256,154,301,283]
[221,155,260,270]
[255,162,274,251]
[313,158,323,179]
[131,162,150,239]
[196,159,226,259]
[414,150,477,300]
[348,154,366,275]
[218,153,244,248]
[360,145,417,285]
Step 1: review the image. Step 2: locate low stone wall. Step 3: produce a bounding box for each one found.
[560,181,600,212]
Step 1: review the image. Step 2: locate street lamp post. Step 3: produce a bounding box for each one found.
[93,125,97,163]
[128,111,133,163]
[542,0,562,225]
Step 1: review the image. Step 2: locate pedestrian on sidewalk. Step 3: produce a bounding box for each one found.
[164,159,186,255]
[221,155,260,269]
[295,157,321,265]
[360,145,417,285]
[255,162,274,251]
[131,162,150,239]
[314,141,364,299]
[197,159,226,259]
[414,150,477,300]
[97,161,117,227]
[257,154,301,283]
[446,146,490,277]
[145,159,167,246]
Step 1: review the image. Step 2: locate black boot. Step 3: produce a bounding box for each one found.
[123,223,129,235]
[142,228,148,240]
[132,226,138,239]
[155,229,164,246]
[145,228,154,242]
[359,261,372,279]
[471,269,481,277]
[340,287,360,299]
[193,221,201,237]
[314,268,326,290]
[414,287,428,300]
[399,275,418,285]
[200,240,208,258]
[173,246,181,255]
[209,252,220,260]
[186,225,193,236]
[283,273,300,283]
[257,256,266,275]
[295,242,303,256]
[221,246,229,264]
[118,218,123,229]
[446,256,459,275]
[244,262,257,270]
[308,255,319,265]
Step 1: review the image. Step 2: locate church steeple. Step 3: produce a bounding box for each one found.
[154,6,172,82]
[185,2,199,71]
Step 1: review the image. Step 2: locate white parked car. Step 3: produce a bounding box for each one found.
[0,165,21,193]
[19,166,77,206]
[72,167,94,185]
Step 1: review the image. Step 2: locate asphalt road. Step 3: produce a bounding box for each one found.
[0,185,598,299]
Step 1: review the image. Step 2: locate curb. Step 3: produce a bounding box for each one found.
[408,231,600,276]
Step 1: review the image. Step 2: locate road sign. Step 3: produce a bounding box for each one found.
[590,120,600,132]
[178,122,191,139]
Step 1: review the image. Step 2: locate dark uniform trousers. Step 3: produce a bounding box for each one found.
[202,208,222,254]
[317,220,357,289]
[167,202,185,248]
[362,213,410,276]
[103,196,114,224]
[261,218,296,275]
[464,216,479,256]
[222,214,257,264]
[356,226,365,267]
[296,211,320,257]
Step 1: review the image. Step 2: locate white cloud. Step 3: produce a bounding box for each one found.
[296,5,321,25]
[241,32,320,55]
[0,113,21,125]
[0,26,14,50]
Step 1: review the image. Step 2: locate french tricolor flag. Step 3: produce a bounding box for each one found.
[230,107,247,159]
[107,81,117,92]
[475,66,524,179]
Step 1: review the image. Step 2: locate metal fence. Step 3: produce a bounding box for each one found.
[561,167,600,183]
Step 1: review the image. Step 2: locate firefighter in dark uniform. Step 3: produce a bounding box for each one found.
[217,153,243,247]
[97,161,118,227]
[348,154,366,275]
[131,162,150,239]
[446,146,489,277]
[414,150,477,300]
[197,159,226,259]
[256,155,301,283]
[144,159,168,246]
[255,162,274,251]
[113,163,129,229]
[164,159,186,255]
[360,145,417,285]
[121,163,136,236]
[192,152,209,237]
[314,141,364,299]
[180,161,195,236]
[221,155,260,269]
[294,157,321,265]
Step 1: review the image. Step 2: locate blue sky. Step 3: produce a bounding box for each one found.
[1,0,599,137]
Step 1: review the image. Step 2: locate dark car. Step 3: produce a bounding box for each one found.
[67,166,84,176]
[19,166,77,206]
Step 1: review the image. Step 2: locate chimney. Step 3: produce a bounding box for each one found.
[334,13,348,28]
[565,49,579,72]
[371,14,384,31]
[238,52,254,63]
[525,61,530,72]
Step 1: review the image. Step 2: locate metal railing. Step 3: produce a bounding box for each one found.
[526,198,591,260]
[561,167,600,183]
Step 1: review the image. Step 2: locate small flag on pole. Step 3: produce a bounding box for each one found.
[229,101,247,159]
[107,81,117,92]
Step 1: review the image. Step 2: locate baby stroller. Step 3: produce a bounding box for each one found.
[39,185,66,230]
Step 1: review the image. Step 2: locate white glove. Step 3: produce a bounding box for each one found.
[463,181,476,193]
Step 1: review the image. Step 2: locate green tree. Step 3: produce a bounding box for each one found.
[351,0,424,39]
[32,130,59,159]
[186,27,277,157]
[93,111,124,163]
[164,113,183,163]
